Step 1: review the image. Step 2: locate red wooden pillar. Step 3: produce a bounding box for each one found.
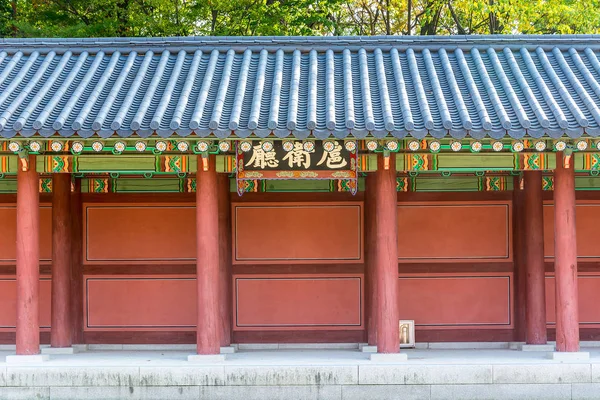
[51,173,72,348]
[196,155,220,355]
[512,177,527,342]
[70,178,84,344]
[364,173,377,346]
[16,156,40,355]
[554,152,580,352]
[523,171,547,345]
[375,153,399,353]
[217,174,232,347]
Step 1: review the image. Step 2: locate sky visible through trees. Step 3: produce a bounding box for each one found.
[1,0,599,37]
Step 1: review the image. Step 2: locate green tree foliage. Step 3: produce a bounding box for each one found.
[0,1,16,36]
[4,0,600,37]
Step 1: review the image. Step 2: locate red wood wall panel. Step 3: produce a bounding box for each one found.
[545,274,600,326]
[0,206,52,262]
[0,278,51,329]
[233,203,362,263]
[543,203,600,259]
[234,275,363,330]
[85,276,196,330]
[397,203,511,262]
[399,274,513,329]
[85,205,196,262]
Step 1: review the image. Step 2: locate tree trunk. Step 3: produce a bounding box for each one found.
[489,0,499,34]
[448,1,467,34]
[407,0,412,34]
[420,4,442,35]
[385,0,391,35]
[211,9,218,33]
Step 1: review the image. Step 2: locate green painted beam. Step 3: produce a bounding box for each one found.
[0,179,16,192]
[413,176,480,192]
[437,154,515,169]
[575,176,600,190]
[112,178,183,193]
[77,155,157,172]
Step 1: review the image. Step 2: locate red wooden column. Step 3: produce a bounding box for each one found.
[51,173,72,348]
[364,173,377,346]
[375,153,400,353]
[523,171,547,345]
[16,156,40,355]
[70,178,84,344]
[196,155,221,355]
[554,152,580,352]
[512,177,527,342]
[217,173,232,347]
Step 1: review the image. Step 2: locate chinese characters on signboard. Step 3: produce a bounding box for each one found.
[236,140,358,195]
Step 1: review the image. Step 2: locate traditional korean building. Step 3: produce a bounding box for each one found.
[0,35,598,359]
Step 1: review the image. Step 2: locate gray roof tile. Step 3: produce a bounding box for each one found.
[2,36,600,139]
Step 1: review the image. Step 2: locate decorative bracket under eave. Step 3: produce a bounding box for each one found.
[563,149,573,169]
[383,150,391,170]
[200,152,209,171]
[17,149,29,172]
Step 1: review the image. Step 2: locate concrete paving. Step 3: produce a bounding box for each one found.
[0,345,598,399]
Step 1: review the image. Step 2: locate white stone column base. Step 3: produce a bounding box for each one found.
[369,353,408,362]
[72,344,89,352]
[548,351,590,361]
[220,345,236,354]
[41,346,78,355]
[6,354,49,364]
[187,354,226,363]
[519,344,555,352]
[361,345,377,353]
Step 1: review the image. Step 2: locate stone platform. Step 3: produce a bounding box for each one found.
[0,343,599,399]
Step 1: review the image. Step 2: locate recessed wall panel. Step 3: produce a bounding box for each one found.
[85,276,196,330]
[397,203,511,261]
[233,203,362,263]
[234,275,362,330]
[85,205,196,262]
[399,274,512,328]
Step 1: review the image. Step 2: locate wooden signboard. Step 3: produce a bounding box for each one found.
[236,140,358,195]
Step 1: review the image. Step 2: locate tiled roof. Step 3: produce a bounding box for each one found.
[2,35,600,139]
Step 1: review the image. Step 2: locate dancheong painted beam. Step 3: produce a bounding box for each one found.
[0,139,599,178]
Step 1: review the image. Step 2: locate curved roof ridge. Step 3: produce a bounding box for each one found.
[3,35,600,54]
